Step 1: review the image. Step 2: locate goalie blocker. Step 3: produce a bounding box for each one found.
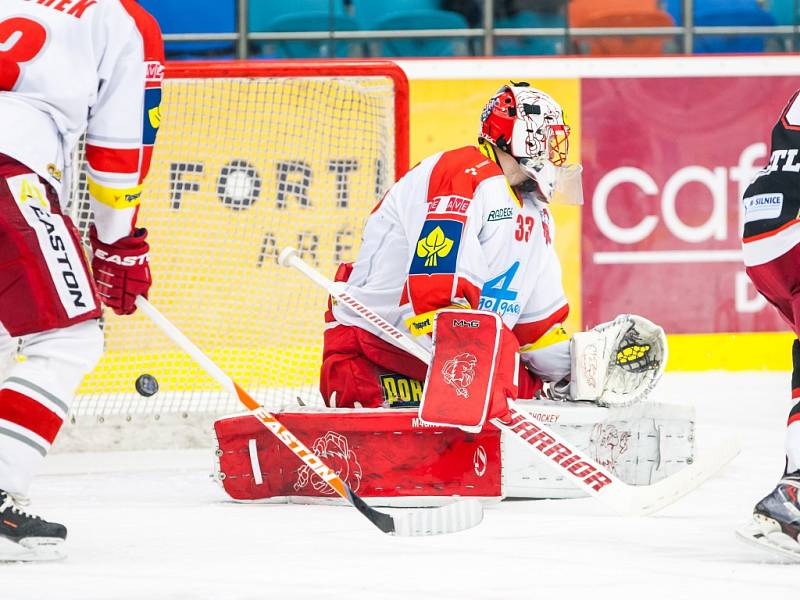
[213,400,694,505]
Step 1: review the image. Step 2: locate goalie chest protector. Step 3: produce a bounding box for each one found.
[213,409,502,504]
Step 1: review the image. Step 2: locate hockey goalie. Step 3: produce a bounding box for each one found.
[214,83,690,506]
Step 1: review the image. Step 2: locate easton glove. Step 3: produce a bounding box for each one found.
[89,225,151,315]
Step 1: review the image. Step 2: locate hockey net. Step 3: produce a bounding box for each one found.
[65,61,408,440]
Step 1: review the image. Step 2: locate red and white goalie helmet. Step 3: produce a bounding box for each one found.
[479,82,583,204]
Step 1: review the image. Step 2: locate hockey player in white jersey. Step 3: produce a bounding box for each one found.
[0,0,163,560]
[321,82,665,412]
[212,83,669,506]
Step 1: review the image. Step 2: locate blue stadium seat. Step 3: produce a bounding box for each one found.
[662,0,683,25]
[694,0,776,53]
[664,0,776,52]
[250,0,348,29]
[138,0,236,59]
[494,11,565,56]
[253,13,361,59]
[353,0,441,29]
[768,0,798,25]
[372,10,470,57]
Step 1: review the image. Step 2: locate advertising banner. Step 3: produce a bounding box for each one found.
[581,76,799,335]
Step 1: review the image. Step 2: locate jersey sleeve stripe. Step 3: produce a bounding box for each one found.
[513,303,570,346]
[116,0,164,185]
[118,0,165,64]
[86,144,141,174]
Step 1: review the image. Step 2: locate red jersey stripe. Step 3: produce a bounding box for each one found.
[0,388,63,444]
[743,218,800,244]
[86,144,141,174]
[118,0,165,65]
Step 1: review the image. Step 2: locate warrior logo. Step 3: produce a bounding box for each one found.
[442,352,477,398]
[591,424,631,471]
[294,431,363,495]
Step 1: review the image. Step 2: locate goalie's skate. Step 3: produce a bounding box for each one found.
[736,478,800,562]
[0,490,66,562]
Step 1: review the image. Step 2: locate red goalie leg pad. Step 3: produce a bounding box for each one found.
[214,409,501,502]
[419,310,518,432]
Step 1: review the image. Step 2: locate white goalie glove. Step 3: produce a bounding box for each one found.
[566,314,667,407]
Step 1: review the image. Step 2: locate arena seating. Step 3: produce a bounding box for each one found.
[569,0,674,55]
[369,10,471,57]
[138,0,236,59]
[141,0,793,59]
[494,11,566,56]
[664,0,777,53]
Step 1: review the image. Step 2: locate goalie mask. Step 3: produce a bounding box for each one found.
[479,82,583,204]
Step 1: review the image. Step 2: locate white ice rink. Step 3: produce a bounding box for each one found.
[3,372,798,600]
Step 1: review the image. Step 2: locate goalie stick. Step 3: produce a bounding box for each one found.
[134,296,483,537]
[279,247,740,517]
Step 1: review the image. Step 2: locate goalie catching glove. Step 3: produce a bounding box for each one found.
[89,225,151,315]
[564,314,667,407]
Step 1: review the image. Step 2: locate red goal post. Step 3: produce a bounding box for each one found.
[67,60,410,428]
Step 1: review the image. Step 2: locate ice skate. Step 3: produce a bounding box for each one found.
[736,477,800,561]
[0,490,66,562]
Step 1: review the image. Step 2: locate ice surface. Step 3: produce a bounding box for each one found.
[3,372,798,600]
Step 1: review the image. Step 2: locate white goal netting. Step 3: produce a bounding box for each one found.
[65,64,404,433]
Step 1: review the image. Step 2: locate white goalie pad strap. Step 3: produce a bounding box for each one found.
[570,314,668,407]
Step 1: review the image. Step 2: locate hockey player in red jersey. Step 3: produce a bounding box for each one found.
[0,0,163,561]
[321,82,664,412]
[737,91,800,560]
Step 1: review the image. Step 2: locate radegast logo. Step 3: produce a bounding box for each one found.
[441,352,477,398]
[294,431,363,494]
[487,208,514,221]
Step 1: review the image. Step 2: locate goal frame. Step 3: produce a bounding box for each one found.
[164,59,410,181]
[63,58,411,445]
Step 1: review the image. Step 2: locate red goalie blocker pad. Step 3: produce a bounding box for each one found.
[214,410,501,502]
[420,310,518,432]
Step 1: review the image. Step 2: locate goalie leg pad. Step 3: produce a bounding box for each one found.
[212,399,695,504]
[213,409,502,506]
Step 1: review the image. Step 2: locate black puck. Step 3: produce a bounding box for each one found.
[135,374,159,397]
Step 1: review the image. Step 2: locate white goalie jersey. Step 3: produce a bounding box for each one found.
[329,143,572,382]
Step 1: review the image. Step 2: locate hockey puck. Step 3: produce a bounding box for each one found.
[135,374,159,397]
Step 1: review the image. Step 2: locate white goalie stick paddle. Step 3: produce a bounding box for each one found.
[135,296,483,537]
[279,247,740,517]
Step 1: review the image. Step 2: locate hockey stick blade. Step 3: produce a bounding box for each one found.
[135,296,483,537]
[392,499,485,537]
